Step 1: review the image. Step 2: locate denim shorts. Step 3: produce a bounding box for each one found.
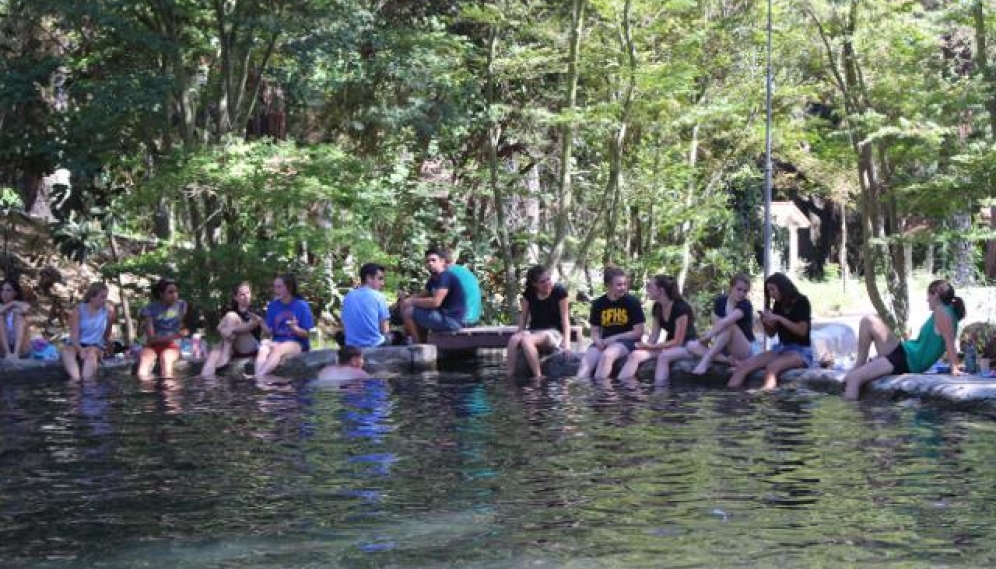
[772,343,814,367]
[613,339,638,353]
[413,307,463,332]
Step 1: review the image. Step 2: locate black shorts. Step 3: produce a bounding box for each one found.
[885,344,910,374]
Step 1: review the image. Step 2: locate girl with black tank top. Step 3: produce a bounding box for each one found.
[617,275,697,383]
[505,265,571,380]
[201,282,263,378]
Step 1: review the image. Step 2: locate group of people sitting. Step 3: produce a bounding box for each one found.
[52,274,317,381]
[1,247,968,399]
[504,265,966,399]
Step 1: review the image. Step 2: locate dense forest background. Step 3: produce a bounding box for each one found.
[1,0,994,339]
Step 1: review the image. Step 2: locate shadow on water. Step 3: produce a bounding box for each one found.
[1,363,996,568]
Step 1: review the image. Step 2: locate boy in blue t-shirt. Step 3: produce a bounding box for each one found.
[341,263,391,348]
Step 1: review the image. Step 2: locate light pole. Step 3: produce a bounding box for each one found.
[763,0,774,284]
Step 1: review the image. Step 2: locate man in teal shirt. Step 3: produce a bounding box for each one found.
[447,260,481,326]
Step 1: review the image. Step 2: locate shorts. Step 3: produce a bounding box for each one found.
[527,328,564,348]
[233,338,261,358]
[611,339,638,353]
[75,343,103,361]
[413,307,462,332]
[885,344,910,374]
[147,341,179,356]
[772,343,814,367]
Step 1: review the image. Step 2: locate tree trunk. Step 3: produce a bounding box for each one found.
[974,0,996,138]
[107,234,135,344]
[486,25,517,317]
[839,200,848,293]
[973,1,996,279]
[546,0,585,270]
[677,124,699,293]
[810,1,907,330]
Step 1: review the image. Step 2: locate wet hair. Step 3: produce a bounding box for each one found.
[151,277,178,301]
[928,279,966,321]
[360,263,385,282]
[339,345,363,365]
[276,273,299,298]
[764,272,800,310]
[229,281,252,312]
[82,282,109,303]
[425,247,451,263]
[524,265,549,293]
[603,267,627,286]
[1,278,24,301]
[730,273,751,289]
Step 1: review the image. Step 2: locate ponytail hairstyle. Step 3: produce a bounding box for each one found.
[928,279,966,322]
[651,274,687,324]
[763,272,799,310]
[603,266,627,286]
[652,274,683,303]
[524,265,549,295]
[229,281,253,312]
[151,277,178,302]
[83,282,109,303]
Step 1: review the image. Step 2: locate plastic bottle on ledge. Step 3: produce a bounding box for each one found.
[192,333,204,360]
[964,343,977,374]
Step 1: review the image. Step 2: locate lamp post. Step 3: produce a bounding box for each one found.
[763,0,773,283]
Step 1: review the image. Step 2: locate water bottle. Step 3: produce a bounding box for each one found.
[180,338,193,359]
[192,333,204,360]
[965,343,977,374]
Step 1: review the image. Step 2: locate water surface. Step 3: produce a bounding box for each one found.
[2,366,995,568]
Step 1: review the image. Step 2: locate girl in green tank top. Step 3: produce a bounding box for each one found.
[843,279,965,400]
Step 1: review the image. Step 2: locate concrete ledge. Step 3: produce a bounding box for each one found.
[521,352,996,413]
[0,345,438,381]
[275,345,437,377]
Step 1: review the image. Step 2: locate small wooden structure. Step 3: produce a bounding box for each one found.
[769,201,811,274]
[428,325,584,352]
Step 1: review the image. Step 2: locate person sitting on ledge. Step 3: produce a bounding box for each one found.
[689,273,756,376]
[446,256,482,326]
[200,281,262,379]
[61,282,115,381]
[400,247,466,343]
[576,267,645,380]
[727,272,811,390]
[254,273,314,377]
[340,263,392,348]
[616,274,697,385]
[137,277,187,380]
[505,265,571,380]
[0,278,32,361]
[843,279,964,400]
[317,346,370,382]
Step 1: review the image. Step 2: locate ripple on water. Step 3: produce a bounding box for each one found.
[1,370,996,568]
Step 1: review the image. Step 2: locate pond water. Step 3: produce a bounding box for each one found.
[2,365,996,568]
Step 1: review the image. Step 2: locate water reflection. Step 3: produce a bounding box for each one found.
[1,369,996,567]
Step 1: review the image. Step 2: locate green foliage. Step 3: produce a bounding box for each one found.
[0,188,23,211]
[50,212,105,265]
[3,0,994,329]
